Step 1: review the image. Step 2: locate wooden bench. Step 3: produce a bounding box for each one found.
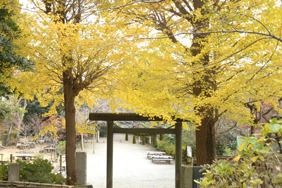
[147,151,166,158]
[16,154,35,161]
[151,156,173,164]
[17,144,29,150]
[150,155,172,159]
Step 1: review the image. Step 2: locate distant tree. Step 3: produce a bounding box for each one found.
[0,96,26,146]
[23,97,51,124]
[25,113,43,136]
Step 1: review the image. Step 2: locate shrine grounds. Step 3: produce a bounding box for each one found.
[0,133,175,188]
[84,133,175,188]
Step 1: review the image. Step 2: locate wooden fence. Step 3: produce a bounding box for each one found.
[0,181,74,188]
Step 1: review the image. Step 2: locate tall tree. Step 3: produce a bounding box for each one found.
[109,0,282,165]
[7,0,129,184]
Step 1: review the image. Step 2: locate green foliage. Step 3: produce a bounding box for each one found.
[0,100,13,120]
[197,118,282,187]
[0,129,18,145]
[99,126,107,137]
[23,97,50,123]
[0,2,33,96]
[0,158,66,183]
[182,129,196,158]
[56,140,66,155]
[0,96,24,120]
[195,159,262,187]
[148,124,196,162]
[23,158,65,183]
[0,163,8,180]
[18,158,65,184]
[217,132,238,152]
[156,140,175,156]
[215,142,226,156]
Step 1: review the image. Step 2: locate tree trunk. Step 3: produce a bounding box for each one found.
[196,117,216,165]
[80,133,84,151]
[192,0,216,166]
[3,123,13,146]
[63,69,77,185]
[4,98,27,146]
[16,99,27,142]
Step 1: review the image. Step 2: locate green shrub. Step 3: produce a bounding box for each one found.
[197,118,282,187]
[216,142,226,156]
[156,140,175,156]
[20,158,65,184]
[156,140,191,162]
[165,143,175,156]
[0,163,8,180]
[0,158,65,184]
[99,126,107,137]
[156,140,166,151]
[196,158,262,187]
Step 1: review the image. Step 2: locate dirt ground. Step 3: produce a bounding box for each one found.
[0,138,61,163]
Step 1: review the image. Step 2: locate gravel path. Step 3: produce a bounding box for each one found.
[84,133,175,188]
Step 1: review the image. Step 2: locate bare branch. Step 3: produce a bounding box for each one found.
[238,13,272,35]
[218,121,237,135]
[171,37,272,75]
[139,30,282,42]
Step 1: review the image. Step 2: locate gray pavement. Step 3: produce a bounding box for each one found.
[83,134,175,188]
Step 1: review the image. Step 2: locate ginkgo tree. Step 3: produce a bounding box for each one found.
[4,0,137,184]
[108,0,282,166]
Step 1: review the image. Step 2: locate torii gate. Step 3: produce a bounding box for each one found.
[89,113,183,188]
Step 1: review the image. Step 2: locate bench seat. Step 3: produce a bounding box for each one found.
[146,151,166,158]
[150,155,172,159]
[152,157,173,164]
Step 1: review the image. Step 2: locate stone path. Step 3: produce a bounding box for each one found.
[83,133,175,188]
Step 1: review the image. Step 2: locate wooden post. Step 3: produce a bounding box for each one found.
[133,135,136,144]
[152,135,156,144]
[142,137,146,145]
[93,133,95,154]
[107,121,114,188]
[10,154,13,163]
[175,121,182,188]
[80,133,84,151]
[60,155,62,175]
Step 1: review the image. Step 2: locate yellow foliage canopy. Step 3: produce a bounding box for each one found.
[107,0,282,128]
[3,0,144,116]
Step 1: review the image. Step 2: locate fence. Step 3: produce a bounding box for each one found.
[0,181,74,188]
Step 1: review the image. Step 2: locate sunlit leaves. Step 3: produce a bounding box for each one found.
[198,118,282,187]
[107,0,282,130]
